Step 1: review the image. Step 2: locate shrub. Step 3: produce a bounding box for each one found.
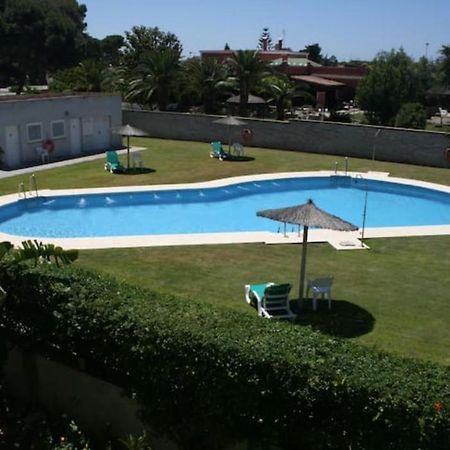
[327,110,352,123]
[0,384,92,449]
[395,102,427,129]
[0,264,449,449]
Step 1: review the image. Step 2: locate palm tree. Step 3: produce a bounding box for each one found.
[0,240,78,302]
[262,75,314,120]
[185,57,227,114]
[126,49,181,111]
[226,50,271,116]
[49,59,109,93]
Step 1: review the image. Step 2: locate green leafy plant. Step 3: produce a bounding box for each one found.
[395,102,427,129]
[14,240,78,267]
[120,433,153,450]
[0,264,448,450]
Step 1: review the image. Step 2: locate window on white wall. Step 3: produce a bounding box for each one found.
[51,120,65,139]
[26,123,43,143]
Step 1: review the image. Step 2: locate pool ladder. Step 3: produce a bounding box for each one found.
[353,174,368,247]
[334,156,349,175]
[18,174,39,199]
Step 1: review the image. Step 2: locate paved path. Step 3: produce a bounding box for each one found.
[0,147,145,180]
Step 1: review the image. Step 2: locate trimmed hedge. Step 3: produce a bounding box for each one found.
[0,264,449,450]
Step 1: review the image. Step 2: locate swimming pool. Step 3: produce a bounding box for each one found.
[0,173,449,241]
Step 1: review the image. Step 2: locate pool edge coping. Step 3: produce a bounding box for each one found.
[0,170,449,250]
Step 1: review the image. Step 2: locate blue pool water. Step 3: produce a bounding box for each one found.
[0,176,449,238]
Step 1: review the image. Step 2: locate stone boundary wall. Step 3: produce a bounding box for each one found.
[3,347,176,449]
[123,110,450,168]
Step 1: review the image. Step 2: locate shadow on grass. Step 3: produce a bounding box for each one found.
[117,168,156,175]
[291,299,375,338]
[225,155,255,162]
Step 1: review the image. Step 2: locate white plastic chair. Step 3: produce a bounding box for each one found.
[232,142,244,157]
[35,147,49,164]
[132,152,143,169]
[306,277,333,311]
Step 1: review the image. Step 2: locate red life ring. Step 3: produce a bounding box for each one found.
[42,139,55,154]
[241,128,254,145]
[444,147,450,163]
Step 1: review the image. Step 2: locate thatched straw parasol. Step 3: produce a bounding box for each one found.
[226,94,266,104]
[257,199,358,308]
[213,116,246,152]
[111,124,148,169]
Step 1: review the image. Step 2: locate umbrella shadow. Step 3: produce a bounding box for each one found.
[117,168,156,175]
[290,299,375,338]
[225,155,255,162]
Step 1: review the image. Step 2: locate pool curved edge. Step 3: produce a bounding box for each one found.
[0,170,449,250]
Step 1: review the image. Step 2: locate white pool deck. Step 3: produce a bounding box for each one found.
[0,170,449,250]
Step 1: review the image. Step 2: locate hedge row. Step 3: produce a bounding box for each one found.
[0,264,449,450]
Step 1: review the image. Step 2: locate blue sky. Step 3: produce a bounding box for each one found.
[82,0,450,61]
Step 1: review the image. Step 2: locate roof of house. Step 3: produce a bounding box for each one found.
[269,57,321,67]
[291,75,345,87]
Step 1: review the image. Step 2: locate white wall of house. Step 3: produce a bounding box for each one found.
[0,94,122,168]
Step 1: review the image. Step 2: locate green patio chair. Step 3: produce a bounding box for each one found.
[245,282,295,320]
[104,150,125,173]
[210,141,230,161]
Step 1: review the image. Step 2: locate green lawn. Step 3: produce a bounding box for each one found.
[426,122,450,133]
[2,138,450,364]
[1,137,449,195]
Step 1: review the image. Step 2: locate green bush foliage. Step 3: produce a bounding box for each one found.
[395,102,427,129]
[0,384,92,449]
[0,264,449,450]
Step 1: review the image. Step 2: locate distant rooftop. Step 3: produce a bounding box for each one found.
[269,57,321,67]
[291,75,345,87]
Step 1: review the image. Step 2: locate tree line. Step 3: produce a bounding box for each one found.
[1,1,450,127]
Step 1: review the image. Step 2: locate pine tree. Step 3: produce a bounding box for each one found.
[258,28,273,51]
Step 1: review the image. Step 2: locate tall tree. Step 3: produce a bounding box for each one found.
[0,0,87,92]
[437,45,450,86]
[226,50,270,116]
[122,25,182,69]
[258,27,273,50]
[322,54,339,66]
[100,35,124,65]
[79,34,125,66]
[301,43,323,64]
[50,59,108,92]
[126,48,181,111]
[261,75,312,120]
[356,49,426,125]
[185,57,227,114]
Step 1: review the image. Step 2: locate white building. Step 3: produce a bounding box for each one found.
[0,93,122,169]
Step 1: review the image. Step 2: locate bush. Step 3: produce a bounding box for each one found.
[0,384,92,449]
[327,111,352,123]
[395,102,427,129]
[0,264,449,450]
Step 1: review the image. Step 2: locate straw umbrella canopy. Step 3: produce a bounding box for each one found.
[212,116,246,151]
[257,199,358,308]
[111,124,148,169]
[226,94,266,104]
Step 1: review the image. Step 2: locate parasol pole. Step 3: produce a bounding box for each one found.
[298,225,309,309]
[127,135,130,169]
